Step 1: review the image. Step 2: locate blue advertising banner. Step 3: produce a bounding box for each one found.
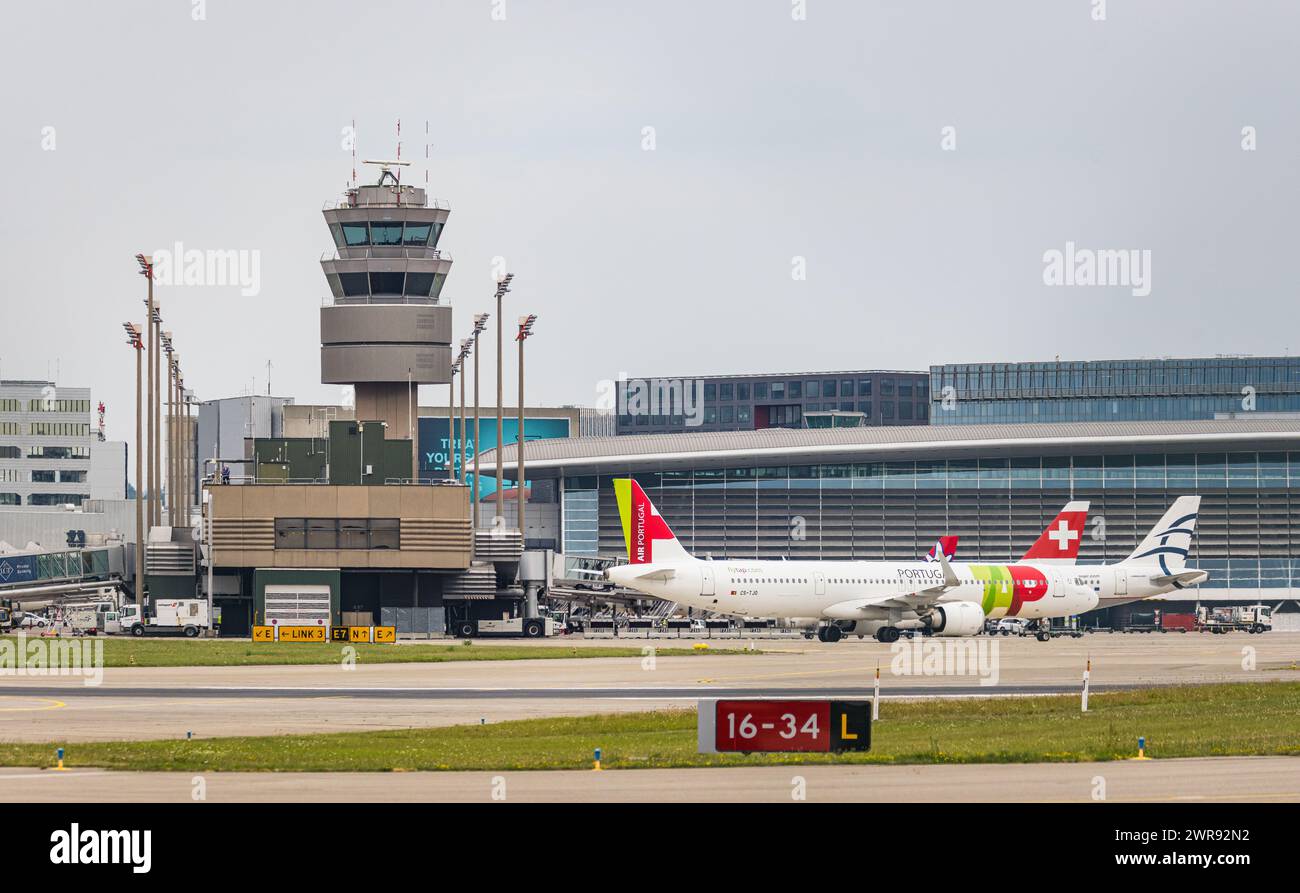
[418,416,570,500]
[0,555,37,586]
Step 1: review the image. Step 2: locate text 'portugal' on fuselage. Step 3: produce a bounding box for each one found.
[605,478,1204,643]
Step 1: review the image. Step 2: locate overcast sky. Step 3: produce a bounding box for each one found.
[2,0,1297,450]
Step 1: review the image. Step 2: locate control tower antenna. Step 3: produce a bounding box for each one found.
[351,118,357,188]
[424,120,429,188]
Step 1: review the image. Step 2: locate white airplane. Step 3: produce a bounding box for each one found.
[606,479,1203,642]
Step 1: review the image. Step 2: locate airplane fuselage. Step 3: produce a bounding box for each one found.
[609,558,1184,622]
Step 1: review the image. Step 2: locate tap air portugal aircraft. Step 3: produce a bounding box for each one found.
[606,478,1204,643]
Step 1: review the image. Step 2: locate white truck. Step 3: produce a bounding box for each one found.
[65,606,122,636]
[120,599,211,638]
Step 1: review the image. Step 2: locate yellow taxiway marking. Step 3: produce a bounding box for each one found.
[0,696,66,712]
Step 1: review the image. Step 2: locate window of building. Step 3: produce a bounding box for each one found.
[338,272,369,296]
[720,405,735,423]
[275,518,402,550]
[0,493,18,506]
[841,379,854,396]
[770,382,784,399]
[788,381,802,398]
[403,222,432,245]
[737,406,752,424]
[341,222,369,246]
[275,518,306,550]
[720,383,734,401]
[31,470,56,483]
[368,272,405,295]
[405,272,435,296]
[0,422,19,435]
[753,382,768,399]
[736,382,750,401]
[899,402,914,420]
[703,383,716,401]
[881,401,895,418]
[339,519,369,550]
[307,518,337,550]
[818,380,834,397]
[370,518,400,550]
[880,380,895,396]
[29,494,87,506]
[369,221,404,245]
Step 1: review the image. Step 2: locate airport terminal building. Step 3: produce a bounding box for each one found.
[482,418,1300,624]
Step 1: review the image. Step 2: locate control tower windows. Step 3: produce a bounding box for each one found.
[430,273,447,299]
[369,272,405,296]
[405,272,434,297]
[339,273,369,297]
[403,222,432,246]
[342,222,370,246]
[370,222,403,245]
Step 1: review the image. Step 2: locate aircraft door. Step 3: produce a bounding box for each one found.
[1112,568,1127,597]
[814,572,826,596]
[700,563,715,597]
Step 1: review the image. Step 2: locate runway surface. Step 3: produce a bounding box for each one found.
[1,633,1297,742]
[3,756,1297,803]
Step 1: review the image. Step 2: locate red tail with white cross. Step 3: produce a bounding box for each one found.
[1021,501,1089,565]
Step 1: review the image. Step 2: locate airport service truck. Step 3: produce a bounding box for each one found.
[120,599,211,638]
[454,616,559,639]
[1197,605,1271,634]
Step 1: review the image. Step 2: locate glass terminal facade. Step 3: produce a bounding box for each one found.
[930,357,1300,425]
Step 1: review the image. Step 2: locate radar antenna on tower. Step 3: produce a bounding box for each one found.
[361,158,411,187]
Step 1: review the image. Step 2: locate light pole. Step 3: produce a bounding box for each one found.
[123,322,144,603]
[447,358,459,480]
[136,255,158,529]
[470,312,489,527]
[515,314,537,543]
[151,305,162,527]
[493,274,513,526]
[161,333,175,524]
[458,338,472,485]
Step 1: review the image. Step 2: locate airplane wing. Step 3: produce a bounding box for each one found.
[821,553,962,619]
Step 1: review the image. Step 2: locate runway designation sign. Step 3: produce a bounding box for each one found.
[698,699,871,754]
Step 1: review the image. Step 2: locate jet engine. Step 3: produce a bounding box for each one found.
[925,601,986,637]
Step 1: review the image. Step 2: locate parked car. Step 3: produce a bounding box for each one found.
[19,612,49,629]
[993,618,1028,636]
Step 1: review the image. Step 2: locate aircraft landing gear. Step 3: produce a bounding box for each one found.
[817,624,843,643]
[874,626,901,644]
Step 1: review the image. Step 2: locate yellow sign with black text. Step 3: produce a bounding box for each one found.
[252,626,275,642]
[278,625,327,643]
[373,626,396,643]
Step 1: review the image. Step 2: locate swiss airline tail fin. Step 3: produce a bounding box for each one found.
[1122,496,1200,574]
[924,536,958,563]
[1021,501,1089,564]
[613,478,694,565]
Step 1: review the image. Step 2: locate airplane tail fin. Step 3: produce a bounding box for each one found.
[1021,501,1089,564]
[1122,495,1200,573]
[613,478,694,565]
[924,536,958,563]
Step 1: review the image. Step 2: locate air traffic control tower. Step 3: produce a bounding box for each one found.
[320,162,453,476]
